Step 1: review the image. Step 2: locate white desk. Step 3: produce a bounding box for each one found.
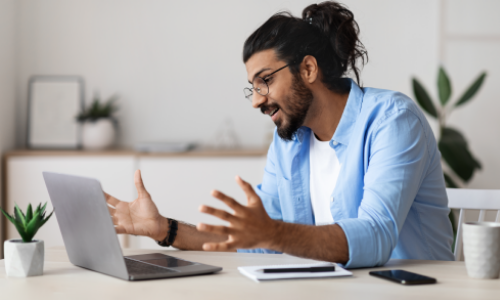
[0,248,499,300]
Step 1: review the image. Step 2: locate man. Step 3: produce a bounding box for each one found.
[106,1,454,268]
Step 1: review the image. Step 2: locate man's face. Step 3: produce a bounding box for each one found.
[245,50,313,141]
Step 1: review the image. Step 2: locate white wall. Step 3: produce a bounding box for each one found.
[0,0,16,165]
[15,0,439,149]
[0,0,16,147]
[0,0,17,257]
[11,0,500,188]
[428,0,500,189]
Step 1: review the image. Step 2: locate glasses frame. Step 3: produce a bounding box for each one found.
[243,64,290,101]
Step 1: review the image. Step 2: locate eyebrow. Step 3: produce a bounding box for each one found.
[248,68,271,84]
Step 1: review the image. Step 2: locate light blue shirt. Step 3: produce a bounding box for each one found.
[238,79,455,268]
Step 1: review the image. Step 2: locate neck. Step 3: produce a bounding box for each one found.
[304,85,349,142]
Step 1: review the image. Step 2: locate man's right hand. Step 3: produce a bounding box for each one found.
[105,170,169,242]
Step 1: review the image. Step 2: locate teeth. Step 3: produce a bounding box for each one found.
[270,108,278,116]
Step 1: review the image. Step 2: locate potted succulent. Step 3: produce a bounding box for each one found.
[77,93,119,150]
[1,203,53,277]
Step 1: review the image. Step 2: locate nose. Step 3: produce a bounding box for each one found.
[251,92,267,109]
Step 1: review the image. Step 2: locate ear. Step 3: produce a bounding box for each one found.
[300,55,319,84]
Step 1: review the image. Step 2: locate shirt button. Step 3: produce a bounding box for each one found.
[330,196,334,202]
[332,141,338,146]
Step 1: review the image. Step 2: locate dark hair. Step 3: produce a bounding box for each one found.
[243,1,367,93]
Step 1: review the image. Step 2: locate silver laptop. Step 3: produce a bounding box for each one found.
[43,172,222,281]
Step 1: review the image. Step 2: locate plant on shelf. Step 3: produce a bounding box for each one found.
[77,94,119,122]
[76,93,120,150]
[1,203,53,277]
[412,66,487,239]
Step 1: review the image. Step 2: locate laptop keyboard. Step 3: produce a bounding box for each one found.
[125,258,178,276]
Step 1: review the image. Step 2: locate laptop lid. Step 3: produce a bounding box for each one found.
[43,172,129,280]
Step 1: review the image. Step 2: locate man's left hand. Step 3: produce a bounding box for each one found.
[197,176,277,251]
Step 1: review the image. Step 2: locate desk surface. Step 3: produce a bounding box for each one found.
[1,248,499,300]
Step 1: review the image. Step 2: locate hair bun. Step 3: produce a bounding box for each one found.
[302,1,367,84]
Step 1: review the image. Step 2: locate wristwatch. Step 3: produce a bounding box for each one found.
[157,218,178,247]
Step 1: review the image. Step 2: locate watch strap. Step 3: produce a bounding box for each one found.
[157,218,178,247]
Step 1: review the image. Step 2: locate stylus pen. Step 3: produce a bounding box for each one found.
[261,266,336,273]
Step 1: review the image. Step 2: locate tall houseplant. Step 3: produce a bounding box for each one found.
[1,203,53,277]
[412,67,487,235]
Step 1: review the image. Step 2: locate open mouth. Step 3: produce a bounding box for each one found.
[270,107,279,117]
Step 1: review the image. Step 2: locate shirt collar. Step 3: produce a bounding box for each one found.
[292,126,307,143]
[331,79,364,146]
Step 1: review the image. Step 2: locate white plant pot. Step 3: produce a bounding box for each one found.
[4,239,44,277]
[81,118,116,150]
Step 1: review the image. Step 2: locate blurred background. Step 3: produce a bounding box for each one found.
[0,0,499,254]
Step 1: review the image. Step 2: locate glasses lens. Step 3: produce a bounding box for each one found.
[243,88,253,100]
[253,77,268,96]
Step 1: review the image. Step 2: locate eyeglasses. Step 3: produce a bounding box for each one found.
[243,64,289,101]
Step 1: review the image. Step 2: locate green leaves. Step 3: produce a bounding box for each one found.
[14,204,26,227]
[0,202,53,243]
[26,203,33,221]
[439,127,481,182]
[412,78,438,118]
[412,66,486,185]
[412,67,487,112]
[438,67,452,106]
[77,94,119,122]
[455,72,487,107]
[2,208,29,242]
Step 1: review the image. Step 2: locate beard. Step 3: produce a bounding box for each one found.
[261,74,314,141]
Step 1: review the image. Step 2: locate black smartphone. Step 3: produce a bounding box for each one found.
[369,269,437,285]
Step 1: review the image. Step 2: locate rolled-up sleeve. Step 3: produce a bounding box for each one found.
[337,108,429,268]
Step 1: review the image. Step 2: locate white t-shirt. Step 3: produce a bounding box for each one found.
[309,132,341,225]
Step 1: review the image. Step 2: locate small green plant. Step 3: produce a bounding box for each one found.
[77,94,119,122]
[1,203,53,243]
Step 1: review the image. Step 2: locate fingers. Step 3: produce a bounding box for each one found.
[134,170,150,199]
[210,190,245,213]
[114,225,127,234]
[235,176,259,204]
[202,242,236,252]
[104,192,120,207]
[199,205,238,223]
[197,223,235,236]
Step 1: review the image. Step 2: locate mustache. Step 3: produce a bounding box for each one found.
[260,103,281,115]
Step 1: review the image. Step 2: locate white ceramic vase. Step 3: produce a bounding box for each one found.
[81,118,116,150]
[463,222,500,279]
[4,239,44,277]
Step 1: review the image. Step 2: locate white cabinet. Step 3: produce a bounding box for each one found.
[2,150,266,252]
[5,155,136,250]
